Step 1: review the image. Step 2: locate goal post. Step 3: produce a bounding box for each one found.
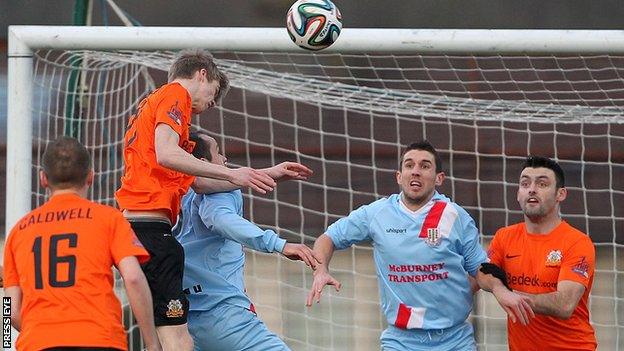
[6,25,624,351]
[8,25,624,231]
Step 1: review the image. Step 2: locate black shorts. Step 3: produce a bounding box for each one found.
[129,219,188,326]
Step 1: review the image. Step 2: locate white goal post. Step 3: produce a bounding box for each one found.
[6,25,624,351]
[8,26,624,229]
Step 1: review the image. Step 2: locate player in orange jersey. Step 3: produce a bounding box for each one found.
[478,156,597,351]
[115,50,306,351]
[3,137,160,351]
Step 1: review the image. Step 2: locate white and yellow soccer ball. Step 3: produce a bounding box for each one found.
[286,0,342,51]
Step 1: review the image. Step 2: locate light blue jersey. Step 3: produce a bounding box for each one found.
[177,189,286,312]
[326,192,487,331]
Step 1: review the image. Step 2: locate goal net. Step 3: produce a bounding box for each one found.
[7,27,623,351]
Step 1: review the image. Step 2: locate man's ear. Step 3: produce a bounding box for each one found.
[86,170,94,187]
[435,171,445,187]
[40,170,49,189]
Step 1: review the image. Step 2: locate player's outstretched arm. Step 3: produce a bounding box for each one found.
[4,286,22,331]
[155,124,276,194]
[261,162,313,182]
[118,256,162,351]
[515,280,585,319]
[306,234,342,307]
[477,264,535,325]
[281,243,323,269]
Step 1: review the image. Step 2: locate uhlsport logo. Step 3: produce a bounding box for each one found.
[386,228,407,234]
[425,228,441,247]
[166,299,184,318]
[545,250,563,267]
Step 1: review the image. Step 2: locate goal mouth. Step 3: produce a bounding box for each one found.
[7,26,624,350]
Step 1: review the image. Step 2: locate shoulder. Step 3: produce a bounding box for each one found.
[492,222,523,240]
[363,194,396,214]
[561,222,594,248]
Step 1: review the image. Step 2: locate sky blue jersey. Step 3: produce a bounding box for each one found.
[176,189,286,312]
[326,192,487,330]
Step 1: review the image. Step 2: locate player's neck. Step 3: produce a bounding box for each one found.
[524,213,562,235]
[49,188,87,199]
[172,78,197,97]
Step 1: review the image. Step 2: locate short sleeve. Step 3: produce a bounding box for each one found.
[458,210,488,276]
[326,204,372,250]
[154,84,191,137]
[110,213,150,266]
[558,236,595,289]
[3,229,19,288]
[487,229,505,268]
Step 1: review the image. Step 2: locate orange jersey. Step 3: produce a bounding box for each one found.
[115,82,196,223]
[488,221,596,351]
[3,193,150,351]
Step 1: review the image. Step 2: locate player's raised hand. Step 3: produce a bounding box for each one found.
[492,286,535,325]
[262,162,313,182]
[281,243,322,269]
[229,167,276,194]
[306,269,341,307]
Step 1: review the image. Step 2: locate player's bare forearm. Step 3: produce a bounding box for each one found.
[517,280,585,319]
[476,269,504,292]
[477,270,535,325]
[118,257,162,351]
[312,234,336,273]
[306,234,341,306]
[261,162,313,182]
[192,177,239,194]
[4,286,22,331]
[155,124,231,180]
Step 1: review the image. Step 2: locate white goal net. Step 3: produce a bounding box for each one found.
[7,27,624,351]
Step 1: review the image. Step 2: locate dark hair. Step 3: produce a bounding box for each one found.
[522,155,565,188]
[168,49,230,102]
[189,130,212,161]
[400,140,443,172]
[42,136,91,189]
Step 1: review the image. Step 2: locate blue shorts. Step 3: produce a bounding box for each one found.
[188,304,290,351]
[381,321,476,351]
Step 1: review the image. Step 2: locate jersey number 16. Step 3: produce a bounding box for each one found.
[32,233,78,289]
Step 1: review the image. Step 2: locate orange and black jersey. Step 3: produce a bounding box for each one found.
[115,82,196,223]
[3,193,149,351]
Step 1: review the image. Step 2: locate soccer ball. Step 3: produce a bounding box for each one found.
[286,0,342,51]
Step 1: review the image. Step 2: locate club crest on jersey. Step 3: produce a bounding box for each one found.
[166,299,184,318]
[545,250,562,267]
[425,228,441,247]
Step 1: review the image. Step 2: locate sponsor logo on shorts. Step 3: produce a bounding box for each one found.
[546,250,562,267]
[166,299,184,318]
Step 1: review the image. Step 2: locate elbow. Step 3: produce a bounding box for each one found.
[558,304,576,320]
[123,271,145,288]
[156,151,173,169]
